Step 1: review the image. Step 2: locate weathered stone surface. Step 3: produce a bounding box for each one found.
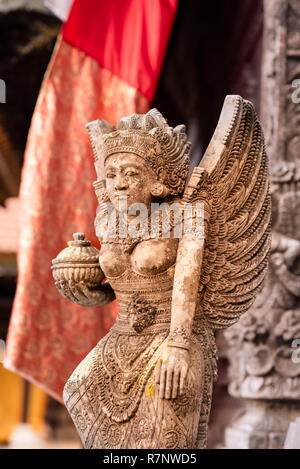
[52,100,271,448]
[225,400,300,449]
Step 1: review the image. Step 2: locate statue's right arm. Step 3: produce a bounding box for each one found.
[55,279,115,307]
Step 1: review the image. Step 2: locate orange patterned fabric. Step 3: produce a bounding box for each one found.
[4,36,149,401]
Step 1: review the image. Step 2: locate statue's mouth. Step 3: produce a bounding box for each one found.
[114,193,129,198]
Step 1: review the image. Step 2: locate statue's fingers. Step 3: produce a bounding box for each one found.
[179,365,188,395]
[71,290,83,303]
[68,288,79,303]
[66,291,77,303]
[159,365,167,399]
[69,281,86,303]
[67,281,79,300]
[58,280,67,294]
[165,366,174,399]
[79,283,90,298]
[172,368,180,399]
[155,359,162,384]
[59,281,76,303]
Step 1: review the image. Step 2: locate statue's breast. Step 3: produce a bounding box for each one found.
[99,243,128,278]
[131,238,178,275]
[99,238,178,278]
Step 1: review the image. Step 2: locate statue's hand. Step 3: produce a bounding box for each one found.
[155,346,190,400]
[55,280,92,306]
[55,280,115,306]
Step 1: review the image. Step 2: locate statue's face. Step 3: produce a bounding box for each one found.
[104,153,157,209]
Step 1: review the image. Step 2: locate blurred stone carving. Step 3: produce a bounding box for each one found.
[225,0,300,449]
[284,418,300,448]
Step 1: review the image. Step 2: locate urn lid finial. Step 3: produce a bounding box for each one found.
[51,232,104,284]
[52,232,100,266]
[68,232,91,247]
[73,232,85,241]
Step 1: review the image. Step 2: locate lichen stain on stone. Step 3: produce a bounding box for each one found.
[145,380,155,397]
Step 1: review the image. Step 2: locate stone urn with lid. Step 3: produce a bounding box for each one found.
[51,232,108,306]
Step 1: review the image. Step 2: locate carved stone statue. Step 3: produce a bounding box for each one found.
[51,95,271,449]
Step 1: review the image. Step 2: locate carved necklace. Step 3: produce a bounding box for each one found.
[99,204,177,253]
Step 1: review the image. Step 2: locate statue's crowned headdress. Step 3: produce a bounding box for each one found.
[86,109,191,197]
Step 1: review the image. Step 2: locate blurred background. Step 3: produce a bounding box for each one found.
[0,0,80,449]
[0,0,299,449]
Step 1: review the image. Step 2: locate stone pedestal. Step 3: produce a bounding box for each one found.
[284,417,300,448]
[225,400,300,449]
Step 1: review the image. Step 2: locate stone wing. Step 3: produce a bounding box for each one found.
[183,95,272,329]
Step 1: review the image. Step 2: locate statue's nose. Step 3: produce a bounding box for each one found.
[114,175,128,191]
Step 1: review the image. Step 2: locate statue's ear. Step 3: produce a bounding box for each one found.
[93,179,110,204]
[157,167,167,183]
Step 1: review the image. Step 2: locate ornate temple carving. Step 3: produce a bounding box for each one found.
[52,98,271,449]
[224,0,300,449]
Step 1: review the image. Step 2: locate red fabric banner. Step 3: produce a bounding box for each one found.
[62,0,178,101]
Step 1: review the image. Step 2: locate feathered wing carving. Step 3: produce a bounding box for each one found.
[183,95,272,329]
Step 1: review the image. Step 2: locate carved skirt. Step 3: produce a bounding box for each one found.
[63,329,207,449]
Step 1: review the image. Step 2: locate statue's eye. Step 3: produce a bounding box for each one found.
[125,170,139,177]
[106,173,116,179]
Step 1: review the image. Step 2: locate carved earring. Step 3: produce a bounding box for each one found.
[93,179,110,204]
[150,182,170,198]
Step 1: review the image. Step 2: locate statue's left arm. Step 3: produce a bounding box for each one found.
[155,236,204,399]
[156,95,272,400]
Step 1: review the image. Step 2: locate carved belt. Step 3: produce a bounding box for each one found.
[112,293,171,335]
